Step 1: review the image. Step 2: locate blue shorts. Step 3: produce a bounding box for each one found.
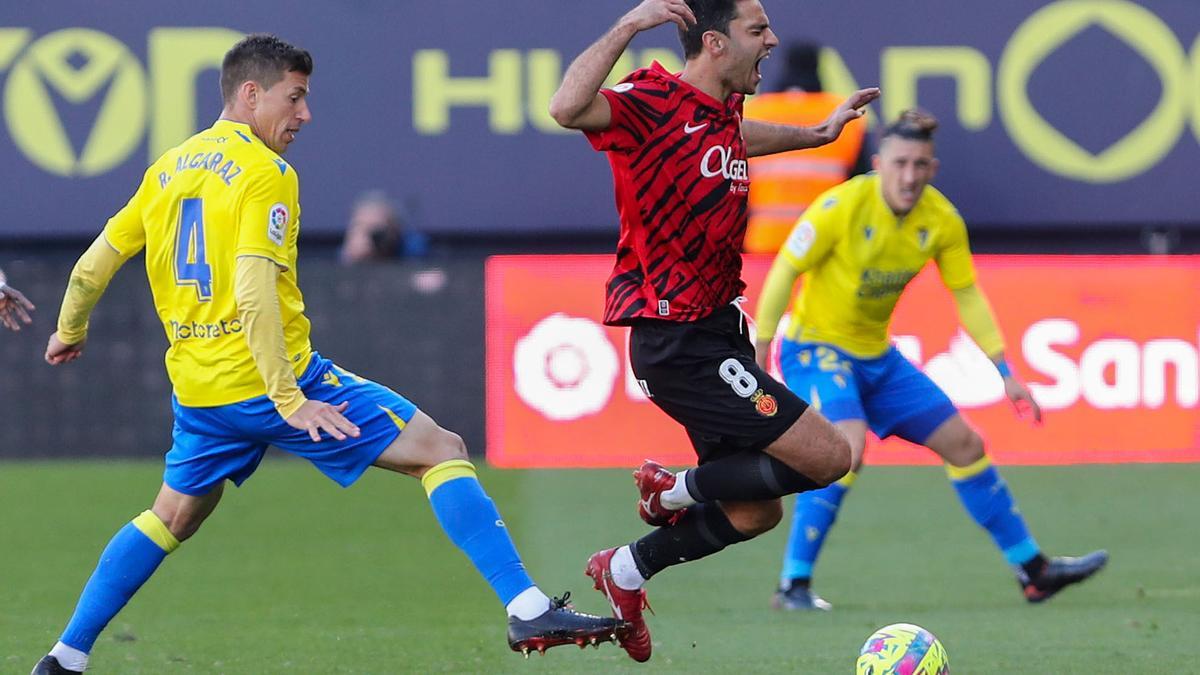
[165,353,418,495]
[778,340,957,444]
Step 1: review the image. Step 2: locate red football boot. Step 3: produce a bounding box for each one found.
[634,460,686,527]
[585,548,653,663]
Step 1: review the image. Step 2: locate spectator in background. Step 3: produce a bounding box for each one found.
[744,42,871,254]
[0,265,35,331]
[339,190,428,263]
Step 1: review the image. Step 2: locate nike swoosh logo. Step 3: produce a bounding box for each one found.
[684,122,708,134]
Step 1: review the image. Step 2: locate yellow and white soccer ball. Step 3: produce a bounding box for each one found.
[855,623,949,675]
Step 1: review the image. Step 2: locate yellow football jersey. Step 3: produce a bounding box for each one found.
[103,119,312,407]
[778,173,976,357]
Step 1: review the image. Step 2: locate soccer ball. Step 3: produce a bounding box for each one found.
[855,623,949,674]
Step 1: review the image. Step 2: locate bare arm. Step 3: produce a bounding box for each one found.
[549,0,695,130]
[743,87,881,157]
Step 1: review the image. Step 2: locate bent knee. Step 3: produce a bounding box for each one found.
[158,511,203,542]
[944,430,986,467]
[429,428,469,464]
[814,434,853,487]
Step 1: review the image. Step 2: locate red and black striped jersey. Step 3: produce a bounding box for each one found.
[586,62,750,326]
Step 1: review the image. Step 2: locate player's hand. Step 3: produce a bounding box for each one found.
[45,333,85,365]
[286,400,362,442]
[619,0,696,32]
[1003,376,1043,425]
[0,283,35,331]
[819,87,882,144]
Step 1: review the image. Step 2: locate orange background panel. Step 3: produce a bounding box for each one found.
[486,255,1200,468]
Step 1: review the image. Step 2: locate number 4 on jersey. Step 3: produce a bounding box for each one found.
[175,197,213,301]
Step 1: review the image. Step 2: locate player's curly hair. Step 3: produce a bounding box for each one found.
[883,109,939,143]
[220,34,313,104]
[679,0,740,59]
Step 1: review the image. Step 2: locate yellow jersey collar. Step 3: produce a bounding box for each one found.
[214,119,262,144]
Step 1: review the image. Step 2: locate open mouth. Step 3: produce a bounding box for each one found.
[754,53,769,79]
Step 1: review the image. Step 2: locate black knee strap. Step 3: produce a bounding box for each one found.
[687,451,819,502]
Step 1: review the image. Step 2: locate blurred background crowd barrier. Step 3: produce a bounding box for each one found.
[0,257,483,457]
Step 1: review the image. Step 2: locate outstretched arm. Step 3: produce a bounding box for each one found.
[743,87,880,157]
[46,235,129,364]
[235,255,360,442]
[0,266,34,331]
[549,0,695,130]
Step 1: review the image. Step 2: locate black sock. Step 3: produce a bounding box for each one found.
[1021,554,1049,579]
[630,503,750,580]
[685,451,821,502]
[786,577,811,591]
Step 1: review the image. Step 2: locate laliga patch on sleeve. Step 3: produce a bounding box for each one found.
[785,220,817,258]
[267,203,289,246]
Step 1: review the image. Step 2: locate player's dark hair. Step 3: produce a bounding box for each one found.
[220,34,313,104]
[882,109,939,144]
[679,0,741,59]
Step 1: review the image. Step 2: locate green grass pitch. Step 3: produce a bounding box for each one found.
[3,461,1195,673]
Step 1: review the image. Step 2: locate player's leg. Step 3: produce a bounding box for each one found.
[588,313,849,662]
[372,410,622,653]
[35,483,224,675]
[774,342,870,610]
[633,339,860,608]
[923,415,1107,602]
[276,357,621,654]
[585,496,782,663]
[590,386,844,660]
[631,326,852,520]
[776,419,866,611]
[924,414,1045,569]
[861,349,1045,574]
[373,410,546,615]
[37,401,262,675]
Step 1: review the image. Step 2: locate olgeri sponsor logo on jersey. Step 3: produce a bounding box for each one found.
[700,145,749,193]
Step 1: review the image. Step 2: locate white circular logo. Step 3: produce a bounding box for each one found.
[513,313,619,421]
[267,202,289,245]
[785,220,817,258]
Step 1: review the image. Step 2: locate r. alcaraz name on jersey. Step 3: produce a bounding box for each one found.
[102,119,313,407]
[587,62,750,326]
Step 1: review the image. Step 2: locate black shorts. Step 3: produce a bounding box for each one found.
[629,305,809,463]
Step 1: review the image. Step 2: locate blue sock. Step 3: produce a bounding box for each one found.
[948,457,1040,565]
[780,472,854,585]
[61,511,179,653]
[422,460,534,606]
